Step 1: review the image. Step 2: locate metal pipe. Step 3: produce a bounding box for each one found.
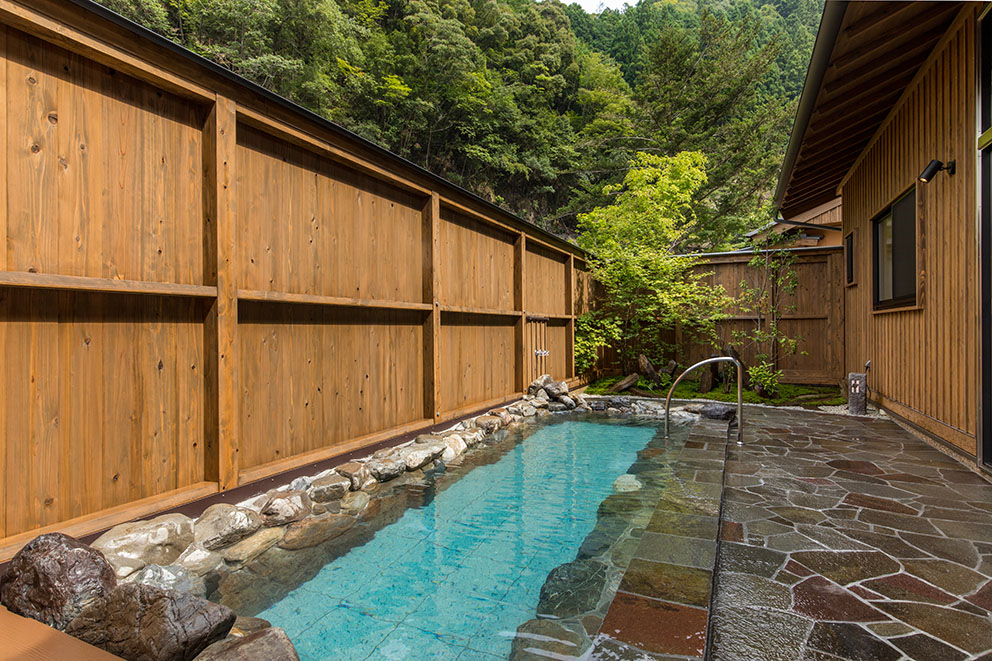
[664,356,744,443]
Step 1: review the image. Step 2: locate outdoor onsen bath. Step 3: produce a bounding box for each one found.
[4,1,992,660]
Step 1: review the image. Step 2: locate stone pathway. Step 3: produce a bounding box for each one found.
[711,407,992,661]
[592,417,728,660]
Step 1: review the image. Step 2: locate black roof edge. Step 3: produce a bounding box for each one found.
[687,245,843,259]
[773,0,848,211]
[63,0,584,258]
[776,217,842,232]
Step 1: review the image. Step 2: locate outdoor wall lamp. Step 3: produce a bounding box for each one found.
[918,158,955,182]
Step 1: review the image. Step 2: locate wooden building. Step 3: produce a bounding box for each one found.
[0,0,591,558]
[776,1,988,461]
[748,198,843,248]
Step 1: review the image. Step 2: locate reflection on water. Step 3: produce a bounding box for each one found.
[252,417,675,660]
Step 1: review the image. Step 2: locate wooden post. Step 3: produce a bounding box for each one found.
[423,193,441,421]
[566,255,575,378]
[203,96,239,490]
[0,26,6,272]
[514,233,526,391]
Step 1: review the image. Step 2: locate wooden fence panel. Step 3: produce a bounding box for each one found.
[439,314,517,413]
[5,28,206,285]
[237,304,425,473]
[236,125,426,302]
[438,208,515,311]
[0,289,207,539]
[546,320,569,381]
[0,4,582,555]
[526,244,567,316]
[677,249,845,385]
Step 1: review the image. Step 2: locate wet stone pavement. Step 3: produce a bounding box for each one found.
[711,407,992,661]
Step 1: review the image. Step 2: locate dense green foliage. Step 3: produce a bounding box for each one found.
[576,151,730,370]
[98,0,820,248]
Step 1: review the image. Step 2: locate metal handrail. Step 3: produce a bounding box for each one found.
[665,356,743,443]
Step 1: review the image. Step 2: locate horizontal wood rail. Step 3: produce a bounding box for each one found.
[440,305,522,317]
[237,418,435,485]
[0,272,218,297]
[0,483,219,562]
[237,289,433,312]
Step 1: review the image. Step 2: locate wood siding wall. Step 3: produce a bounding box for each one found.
[0,3,583,556]
[675,249,845,385]
[840,7,978,455]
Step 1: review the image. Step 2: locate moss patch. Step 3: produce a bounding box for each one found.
[585,376,846,407]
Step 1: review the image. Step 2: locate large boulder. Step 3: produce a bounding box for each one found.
[700,402,736,420]
[231,616,271,636]
[194,505,261,551]
[334,462,373,491]
[545,380,569,399]
[0,533,116,630]
[399,443,444,471]
[222,528,284,566]
[127,563,206,598]
[260,491,312,527]
[559,395,576,410]
[474,415,503,434]
[366,455,406,482]
[308,473,352,503]
[340,491,371,515]
[177,544,224,577]
[194,627,299,661]
[488,408,513,425]
[527,374,555,395]
[279,513,355,550]
[65,583,235,661]
[441,435,467,462]
[92,513,194,578]
[460,429,485,446]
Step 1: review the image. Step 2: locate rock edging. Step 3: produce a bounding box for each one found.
[0,375,696,661]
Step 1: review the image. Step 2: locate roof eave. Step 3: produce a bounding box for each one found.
[773,0,849,210]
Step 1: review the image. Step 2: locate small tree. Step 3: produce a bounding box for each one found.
[731,238,805,395]
[576,151,729,372]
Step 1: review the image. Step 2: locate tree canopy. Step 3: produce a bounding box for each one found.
[100,0,822,249]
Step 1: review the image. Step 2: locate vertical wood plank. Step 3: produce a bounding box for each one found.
[4,289,29,534]
[0,288,6,536]
[0,26,6,273]
[514,233,526,391]
[423,192,441,420]
[565,255,574,378]
[203,96,239,489]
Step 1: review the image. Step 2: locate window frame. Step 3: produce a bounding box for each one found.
[871,185,920,312]
[844,231,856,286]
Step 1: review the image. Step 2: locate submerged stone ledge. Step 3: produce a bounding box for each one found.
[509,415,731,661]
[0,376,703,660]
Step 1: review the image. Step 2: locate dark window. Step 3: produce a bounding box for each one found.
[872,188,916,309]
[845,233,855,284]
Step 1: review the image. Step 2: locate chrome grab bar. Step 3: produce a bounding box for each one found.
[664,356,743,443]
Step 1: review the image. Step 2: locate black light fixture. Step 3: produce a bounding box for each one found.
[919,158,955,182]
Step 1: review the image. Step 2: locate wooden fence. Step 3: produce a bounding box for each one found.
[673,247,845,385]
[0,0,593,557]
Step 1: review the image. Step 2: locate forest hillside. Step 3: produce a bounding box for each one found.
[100,0,822,249]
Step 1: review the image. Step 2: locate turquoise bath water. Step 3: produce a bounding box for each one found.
[259,419,660,660]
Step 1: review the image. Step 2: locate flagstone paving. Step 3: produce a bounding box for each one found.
[710,406,992,661]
